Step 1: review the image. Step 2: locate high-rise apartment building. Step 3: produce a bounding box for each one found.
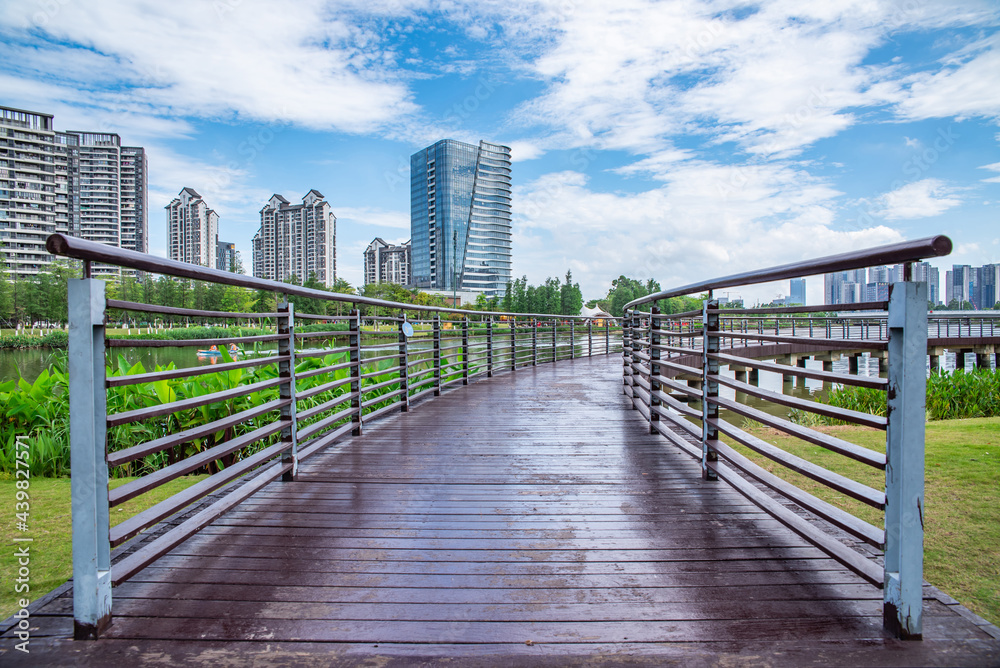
[410,139,511,297]
[364,237,411,286]
[252,190,336,287]
[167,187,218,267]
[1,105,147,277]
[0,107,58,277]
[120,146,147,255]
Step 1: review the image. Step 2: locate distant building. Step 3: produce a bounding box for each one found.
[167,187,218,267]
[217,240,237,273]
[825,262,942,306]
[364,237,411,286]
[788,278,806,305]
[252,190,336,287]
[410,139,511,297]
[0,105,147,277]
[120,146,148,255]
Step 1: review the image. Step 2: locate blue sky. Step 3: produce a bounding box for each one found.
[2,0,998,304]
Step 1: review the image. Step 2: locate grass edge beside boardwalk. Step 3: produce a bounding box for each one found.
[728,417,999,628]
[0,475,207,620]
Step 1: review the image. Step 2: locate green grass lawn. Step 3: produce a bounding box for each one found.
[0,474,206,620]
[727,416,1000,627]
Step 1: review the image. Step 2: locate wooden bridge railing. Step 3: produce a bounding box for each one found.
[622,235,956,640]
[46,233,622,640]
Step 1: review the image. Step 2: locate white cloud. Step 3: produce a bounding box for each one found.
[876,179,963,220]
[979,161,1000,183]
[0,0,421,134]
[894,40,1000,122]
[336,207,410,230]
[511,163,899,301]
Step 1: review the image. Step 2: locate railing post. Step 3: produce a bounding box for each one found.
[552,318,557,362]
[649,306,661,434]
[605,317,610,353]
[462,316,470,385]
[486,316,494,378]
[884,280,927,640]
[570,319,575,359]
[433,314,442,395]
[68,278,112,639]
[701,298,720,482]
[532,318,538,366]
[399,311,410,412]
[278,300,298,481]
[510,317,516,371]
[622,310,632,394]
[350,308,363,435]
[588,321,593,357]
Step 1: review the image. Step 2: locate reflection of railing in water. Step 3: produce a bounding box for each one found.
[621,235,978,641]
[47,232,622,640]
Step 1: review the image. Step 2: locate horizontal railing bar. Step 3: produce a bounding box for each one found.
[712,331,888,350]
[297,404,356,442]
[710,394,885,467]
[105,354,287,388]
[109,440,289,547]
[295,359,351,381]
[296,376,352,402]
[295,346,353,361]
[107,334,283,348]
[107,299,279,319]
[363,396,404,420]
[707,459,883,586]
[651,343,702,356]
[725,302,887,316]
[295,330,350,340]
[109,418,290,507]
[296,422,354,461]
[361,377,400,394]
[106,398,290,467]
[362,388,405,410]
[111,459,290,584]
[624,235,952,309]
[359,353,400,365]
[709,438,884,548]
[407,377,437,393]
[653,358,701,377]
[708,422,886,508]
[650,413,703,458]
[651,389,701,418]
[107,377,285,427]
[48,233,623,322]
[709,352,889,389]
[714,376,887,429]
[297,391,358,424]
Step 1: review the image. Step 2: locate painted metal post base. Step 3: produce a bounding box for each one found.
[884,601,922,641]
[74,612,111,641]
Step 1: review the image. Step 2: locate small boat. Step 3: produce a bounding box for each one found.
[197,344,241,357]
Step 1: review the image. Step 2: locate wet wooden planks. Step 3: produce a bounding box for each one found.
[5,355,1000,665]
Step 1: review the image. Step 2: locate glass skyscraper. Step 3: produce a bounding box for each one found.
[410,139,511,296]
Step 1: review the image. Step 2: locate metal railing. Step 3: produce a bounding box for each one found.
[621,235,956,640]
[47,233,622,639]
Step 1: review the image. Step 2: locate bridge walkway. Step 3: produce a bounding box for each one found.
[10,355,1000,665]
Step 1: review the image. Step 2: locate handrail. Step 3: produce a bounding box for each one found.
[618,234,979,641]
[47,233,595,321]
[624,235,952,309]
[50,232,623,640]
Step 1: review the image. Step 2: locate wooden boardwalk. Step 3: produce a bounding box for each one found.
[6,355,1000,666]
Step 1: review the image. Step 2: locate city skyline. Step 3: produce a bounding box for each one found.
[2,2,998,303]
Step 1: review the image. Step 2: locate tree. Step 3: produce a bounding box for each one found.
[560,270,583,316]
[0,252,13,326]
